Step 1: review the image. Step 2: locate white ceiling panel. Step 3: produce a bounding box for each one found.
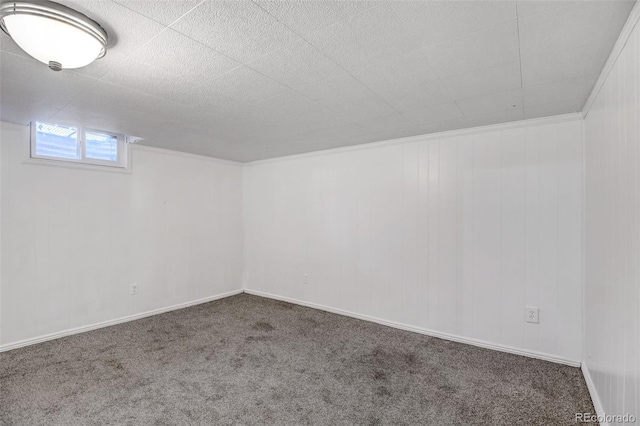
[0,52,97,109]
[100,59,194,100]
[245,39,344,89]
[0,79,60,113]
[523,74,599,106]
[242,90,329,121]
[375,80,454,112]
[324,95,397,122]
[457,89,524,117]
[0,0,636,161]
[442,61,522,101]
[401,102,465,125]
[518,0,635,58]
[233,103,351,140]
[132,29,241,82]
[350,49,440,93]
[391,0,517,46]
[311,123,370,141]
[355,113,416,132]
[170,0,300,64]
[424,21,521,79]
[277,108,352,134]
[521,42,614,87]
[113,0,202,25]
[295,73,375,106]
[0,103,59,126]
[516,1,578,18]
[56,93,238,145]
[255,0,380,37]
[61,81,171,118]
[173,66,289,114]
[305,4,418,71]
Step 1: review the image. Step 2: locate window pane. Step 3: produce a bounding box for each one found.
[85,131,118,162]
[35,122,80,159]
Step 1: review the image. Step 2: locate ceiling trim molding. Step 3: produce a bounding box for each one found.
[582,0,640,118]
[0,120,30,132]
[244,112,583,166]
[132,144,243,166]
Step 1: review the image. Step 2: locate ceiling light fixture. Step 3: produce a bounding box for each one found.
[0,0,107,71]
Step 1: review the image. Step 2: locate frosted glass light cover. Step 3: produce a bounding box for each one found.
[4,14,104,69]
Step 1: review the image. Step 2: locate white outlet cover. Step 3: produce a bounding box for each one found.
[525,306,539,324]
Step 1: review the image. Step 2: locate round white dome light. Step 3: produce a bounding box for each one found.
[0,1,108,71]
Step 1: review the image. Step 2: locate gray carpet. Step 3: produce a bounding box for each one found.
[1,294,594,425]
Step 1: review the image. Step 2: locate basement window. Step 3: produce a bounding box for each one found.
[30,121,128,168]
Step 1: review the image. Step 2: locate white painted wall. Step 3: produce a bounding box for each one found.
[244,116,584,365]
[0,121,243,347]
[583,10,640,422]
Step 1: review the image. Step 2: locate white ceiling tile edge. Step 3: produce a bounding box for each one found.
[244,112,583,167]
[582,0,640,118]
[131,144,243,166]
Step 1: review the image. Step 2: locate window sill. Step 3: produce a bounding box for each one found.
[23,157,131,174]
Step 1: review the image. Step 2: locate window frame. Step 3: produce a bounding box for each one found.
[30,121,128,169]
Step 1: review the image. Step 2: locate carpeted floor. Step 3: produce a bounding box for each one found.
[0,294,594,425]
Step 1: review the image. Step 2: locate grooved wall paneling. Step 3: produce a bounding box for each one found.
[584,12,640,420]
[244,118,583,363]
[0,122,243,346]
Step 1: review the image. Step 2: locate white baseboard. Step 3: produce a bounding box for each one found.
[581,362,609,426]
[244,288,581,367]
[1,287,582,369]
[0,289,243,353]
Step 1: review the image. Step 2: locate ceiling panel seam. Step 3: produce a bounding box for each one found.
[247,1,414,125]
[111,0,206,27]
[53,25,175,116]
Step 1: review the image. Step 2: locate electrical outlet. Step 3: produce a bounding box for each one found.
[525,306,539,324]
[303,274,309,285]
[130,283,138,295]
